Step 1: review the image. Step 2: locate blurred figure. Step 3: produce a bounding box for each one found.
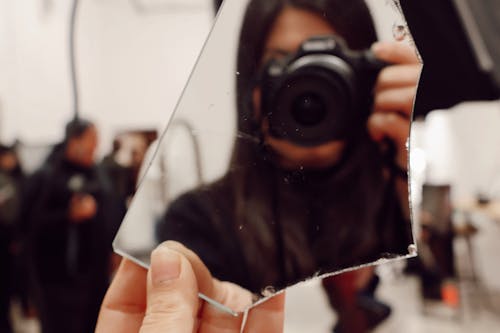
[21,118,125,333]
[101,133,152,207]
[100,138,135,203]
[0,144,24,333]
[323,268,391,333]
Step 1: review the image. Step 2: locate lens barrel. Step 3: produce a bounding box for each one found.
[260,36,384,147]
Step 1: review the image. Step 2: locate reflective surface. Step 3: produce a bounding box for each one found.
[114,0,418,310]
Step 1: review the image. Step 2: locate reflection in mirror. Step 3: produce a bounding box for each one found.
[114,0,418,311]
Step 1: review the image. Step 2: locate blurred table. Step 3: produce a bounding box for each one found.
[454,197,500,223]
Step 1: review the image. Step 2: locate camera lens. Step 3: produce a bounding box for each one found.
[291,93,326,126]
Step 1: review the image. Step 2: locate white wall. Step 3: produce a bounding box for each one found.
[411,100,500,203]
[1,0,79,145]
[0,0,213,155]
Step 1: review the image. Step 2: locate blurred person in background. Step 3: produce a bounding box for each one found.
[0,144,24,333]
[101,134,151,207]
[100,138,135,204]
[21,118,125,333]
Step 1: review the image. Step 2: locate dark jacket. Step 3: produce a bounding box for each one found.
[22,158,125,287]
[157,136,412,295]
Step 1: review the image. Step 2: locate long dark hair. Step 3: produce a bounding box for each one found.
[222,0,385,293]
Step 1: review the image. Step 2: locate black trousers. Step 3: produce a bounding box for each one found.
[0,229,13,333]
[36,282,106,333]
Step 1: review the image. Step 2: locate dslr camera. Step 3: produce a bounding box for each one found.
[260,35,386,147]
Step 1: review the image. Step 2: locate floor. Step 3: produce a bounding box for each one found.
[284,269,500,333]
[10,213,500,333]
[12,270,500,333]
[283,210,500,333]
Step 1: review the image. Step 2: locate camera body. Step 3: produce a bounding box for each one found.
[260,35,386,147]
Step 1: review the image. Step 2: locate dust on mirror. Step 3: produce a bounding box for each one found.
[114,0,419,310]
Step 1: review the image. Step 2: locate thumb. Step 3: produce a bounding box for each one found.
[140,246,199,333]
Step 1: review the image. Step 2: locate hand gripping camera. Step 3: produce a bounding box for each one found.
[260,35,386,147]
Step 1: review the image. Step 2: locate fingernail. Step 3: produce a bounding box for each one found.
[151,247,181,285]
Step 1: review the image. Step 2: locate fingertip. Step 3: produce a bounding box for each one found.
[371,41,387,57]
[371,41,420,64]
[372,41,404,64]
[367,113,387,142]
[158,241,191,257]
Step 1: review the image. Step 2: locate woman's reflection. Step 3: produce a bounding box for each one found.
[158,0,418,308]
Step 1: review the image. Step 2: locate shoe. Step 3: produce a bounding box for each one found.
[357,294,392,330]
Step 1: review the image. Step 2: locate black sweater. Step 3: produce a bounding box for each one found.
[158,139,412,295]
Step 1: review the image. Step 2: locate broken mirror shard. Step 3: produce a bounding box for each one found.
[114,0,419,312]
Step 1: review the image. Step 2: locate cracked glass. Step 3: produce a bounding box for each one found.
[114,0,419,312]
